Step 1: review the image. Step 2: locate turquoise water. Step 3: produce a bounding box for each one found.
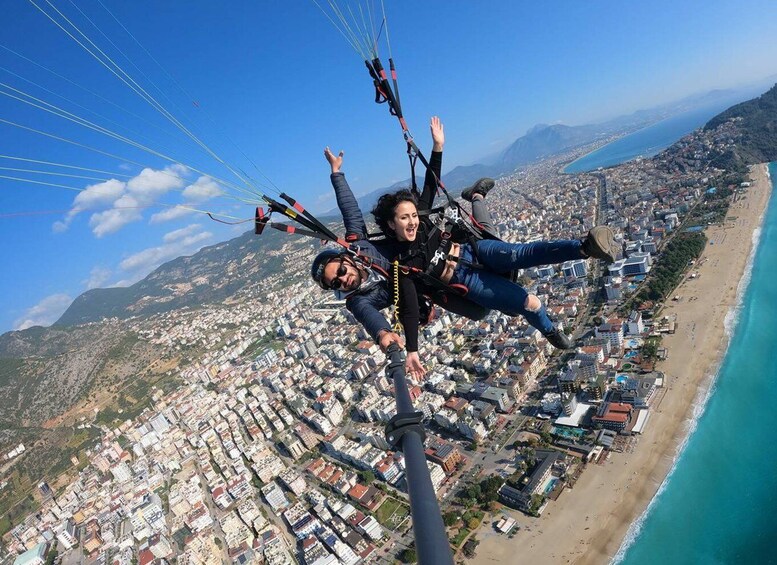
[551,426,585,439]
[615,163,777,564]
[565,103,741,174]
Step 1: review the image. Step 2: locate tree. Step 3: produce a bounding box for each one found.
[529,494,545,516]
[465,484,482,501]
[443,511,460,527]
[641,339,660,361]
[361,470,375,484]
[400,548,417,563]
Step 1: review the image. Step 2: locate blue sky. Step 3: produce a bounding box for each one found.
[1,0,776,333]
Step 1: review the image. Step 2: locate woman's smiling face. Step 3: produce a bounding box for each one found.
[388,200,419,242]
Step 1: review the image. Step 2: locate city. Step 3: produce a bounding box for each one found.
[2,113,751,565]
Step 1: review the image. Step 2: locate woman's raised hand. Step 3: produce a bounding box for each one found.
[430,116,444,152]
[324,146,344,173]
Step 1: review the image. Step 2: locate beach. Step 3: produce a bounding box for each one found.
[472,163,773,565]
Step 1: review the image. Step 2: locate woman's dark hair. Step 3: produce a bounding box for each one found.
[371,189,418,237]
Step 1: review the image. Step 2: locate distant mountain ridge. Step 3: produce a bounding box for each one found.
[331,85,764,216]
[55,228,301,326]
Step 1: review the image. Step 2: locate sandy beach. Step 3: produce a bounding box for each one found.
[473,163,773,565]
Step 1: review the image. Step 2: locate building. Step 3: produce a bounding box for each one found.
[479,387,513,413]
[498,449,562,512]
[596,318,625,350]
[592,402,633,432]
[622,252,652,276]
[12,543,47,565]
[424,437,462,475]
[536,265,556,279]
[541,393,562,415]
[54,519,77,550]
[604,278,623,302]
[558,368,580,394]
[627,311,644,335]
[587,372,606,400]
[561,259,588,281]
[608,376,658,409]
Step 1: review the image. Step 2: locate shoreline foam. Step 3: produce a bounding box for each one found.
[472,163,773,565]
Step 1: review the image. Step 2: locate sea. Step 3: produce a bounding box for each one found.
[564,103,745,174]
[612,162,777,564]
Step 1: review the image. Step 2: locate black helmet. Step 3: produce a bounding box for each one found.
[311,248,342,289]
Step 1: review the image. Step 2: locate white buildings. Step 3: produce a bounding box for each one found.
[596,318,625,350]
[627,311,645,335]
[562,259,588,281]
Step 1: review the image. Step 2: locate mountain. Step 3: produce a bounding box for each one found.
[704,82,777,165]
[55,227,307,326]
[0,322,164,427]
[498,123,606,171]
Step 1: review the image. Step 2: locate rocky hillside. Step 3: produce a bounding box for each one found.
[55,221,310,326]
[0,322,167,428]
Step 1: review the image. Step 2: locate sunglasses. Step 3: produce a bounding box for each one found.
[325,259,349,290]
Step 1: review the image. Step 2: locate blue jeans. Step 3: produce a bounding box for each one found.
[473,238,583,273]
[450,239,583,334]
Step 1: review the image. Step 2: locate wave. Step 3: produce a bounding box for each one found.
[611,188,768,564]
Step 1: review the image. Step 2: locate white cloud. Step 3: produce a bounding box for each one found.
[182,176,222,202]
[149,176,223,224]
[163,224,202,243]
[83,266,112,290]
[13,293,73,330]
[53,178,126,232]
[53,164,192,236]
[126,165,186,200]
[316,191,335,205]
[89,194,143,237]
[149,205,195,224]
[118,225,213,281]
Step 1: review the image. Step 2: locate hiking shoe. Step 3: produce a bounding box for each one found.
[544,327,574,350]
[581,226,619,264]
[461,178,495,202]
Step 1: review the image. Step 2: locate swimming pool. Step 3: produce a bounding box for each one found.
[621,362,634,371]
[624,351,638,359]
[543,477,559,495]
[616,375,629,385]
[551,426,586,439]
[626,338,641,349]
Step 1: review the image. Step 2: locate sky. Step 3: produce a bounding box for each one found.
[1,0,777,333]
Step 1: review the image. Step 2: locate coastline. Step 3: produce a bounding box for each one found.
[472,163,773,565]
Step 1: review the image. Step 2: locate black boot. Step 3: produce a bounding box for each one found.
[543,327,574,350]
[461,178,495,202]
